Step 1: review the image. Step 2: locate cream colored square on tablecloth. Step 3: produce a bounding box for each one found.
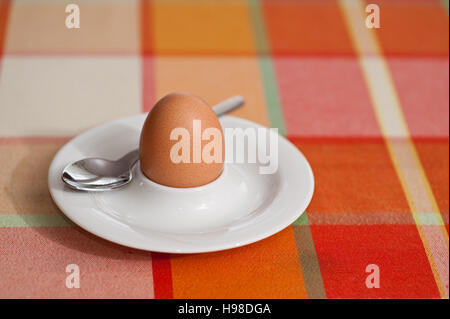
[0,56,142,136]
[4,0,139,54]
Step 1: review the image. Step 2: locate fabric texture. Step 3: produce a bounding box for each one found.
[0,0,448,298]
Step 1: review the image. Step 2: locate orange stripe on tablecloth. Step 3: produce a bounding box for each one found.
[151,253,173,299]
[153,56,270,127]
[152,0,255,56]
[375,0,449,56]
[262,0,355,56]
[414,139,449,217]
[170,228,307,299]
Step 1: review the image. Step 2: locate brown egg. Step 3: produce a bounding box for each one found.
[139,92,225,188]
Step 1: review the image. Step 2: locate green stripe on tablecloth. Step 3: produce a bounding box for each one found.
[293,212,309,226]
[0,214,73,227]
[259,58,286,135]
[248,0,322,297]
[248,0,286,135]
[248,0,269,54]
[441,0,449,15]
[292,214,327,299]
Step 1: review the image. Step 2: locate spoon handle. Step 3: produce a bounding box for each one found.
[212,95,244,117]
[118,149,140,168]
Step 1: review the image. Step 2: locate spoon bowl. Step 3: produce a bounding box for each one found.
[62,150,139,191]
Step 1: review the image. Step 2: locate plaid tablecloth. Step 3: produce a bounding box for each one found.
[0,0,448,299]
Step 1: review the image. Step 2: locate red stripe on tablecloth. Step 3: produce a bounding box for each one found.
[288,136,385,144]
[141,57,155,112]
[311,224,441,298]
[0,0,10,56]
[140,0,153,56]
[141,4,170,299]
[288,136,449,144]
[151,253,173,299]
[140,0,155,112]
[412,137,450,143]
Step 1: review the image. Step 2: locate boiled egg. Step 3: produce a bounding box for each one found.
[139,92,225,188]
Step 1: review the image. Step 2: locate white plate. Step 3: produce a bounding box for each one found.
[48,115,314,253]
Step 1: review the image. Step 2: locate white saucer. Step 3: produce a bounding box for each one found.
[48,115,314,253]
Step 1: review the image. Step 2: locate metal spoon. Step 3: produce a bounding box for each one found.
[62,96,244,191]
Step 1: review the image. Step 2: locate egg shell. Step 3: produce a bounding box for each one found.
[139,92,225,188]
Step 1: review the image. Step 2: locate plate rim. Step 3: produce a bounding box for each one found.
[48,114,314,253]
